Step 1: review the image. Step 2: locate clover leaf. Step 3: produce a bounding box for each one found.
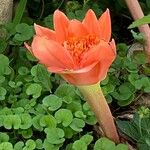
[80,134,93,145]
[72,140,87,150]
[0,142,13,150]
[14,141,24,150]
[44,128,65,144]
[18,66,29,75]
[35,139,43,149]
[75,111,86,119]
[40,115,57,128]
[94,137,128,150]
[0,76,5,83]
[21,128,33,139]
[0,54,9,75]
[20,114,32,129]
[3,115,21,129]
[0,132,9,143]
[32,115,43,131]
[55,84,78,102]
[70,118,85,132]
[23,139,36,150]
[14,23,34,41]
[94,138,116,150]
[42,95,62,111]
[55,109,73,127]
[43,139,61,150]
[31,64,52,91]
[26,83,42,98]
[0,87,7,100]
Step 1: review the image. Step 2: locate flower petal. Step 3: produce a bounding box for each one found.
[80,40,116,68]
[60,62,102,85]
[98,9,111,41]
[47,66,65,73]
[68,20,88,37]
[82,9,100,37]
[61,42,116,86]
[31,36,75,70]
[54,10,69,43]
[34,24,56,41]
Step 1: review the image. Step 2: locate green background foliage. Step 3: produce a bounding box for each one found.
[0,0,150,149]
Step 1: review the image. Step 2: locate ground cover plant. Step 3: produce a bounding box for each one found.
[0,0,150,150]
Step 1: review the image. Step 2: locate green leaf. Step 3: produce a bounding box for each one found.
[132,52,147,65]
[20,114,32,129]
[31,64,52,91]
[130,30,144,42]
[3,115,21,129]
[116,144,128,150]
[101,84,115,95]
[0,132,9,143]
[144,87,150,93]
[63,127,74,139]
[0,142,13,150]
[72,140,87,150]
[26,83,42,98]
[128,73,139,85]
[80,134,93,145]
[67,101,82,112]
[14,23,34,41]
[45,128,65,144]
[0,76,5,83]
[32,115,43,131]
[94,137,116,150]
[13,0,27,26]
[129,15,150,29]
[0,87,7,100]
[75,111,86,119]
[42,95,62,111]
[117,112,150,143]
[111,82,135,101]
[18,66,29,75]
[14,141,24,150]
[55,109,73,127]
[35,139,43,149]
[0,54,9,76]
[117,95,134,106]
[40,115,57,128]
[138,136,150,150]
[70,118,85,132]
[23,139,36,150]
[55,84,77,101]
[117,43,128,57]
[21,128,33,139]
[43,15,54,29]
[43,139,61,150]
[0,40,7,53]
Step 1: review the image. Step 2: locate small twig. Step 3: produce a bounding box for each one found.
[57,0,65,9]
[125,0,150,62]
[39,0,45,19]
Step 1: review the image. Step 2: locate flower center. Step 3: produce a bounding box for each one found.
[63,35,100,65]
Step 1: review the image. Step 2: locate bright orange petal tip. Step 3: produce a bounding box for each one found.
[98,8,111,42]
[25,8,115,86]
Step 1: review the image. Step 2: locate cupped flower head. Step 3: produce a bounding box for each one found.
[25,9,116,85]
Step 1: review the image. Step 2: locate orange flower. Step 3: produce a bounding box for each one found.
[25,9,116,85]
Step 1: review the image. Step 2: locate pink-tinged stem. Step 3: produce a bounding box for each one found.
[77,83,120,143]
[125,0,150,61]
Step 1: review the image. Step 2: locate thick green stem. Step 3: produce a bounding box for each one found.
[77,83,120,143]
